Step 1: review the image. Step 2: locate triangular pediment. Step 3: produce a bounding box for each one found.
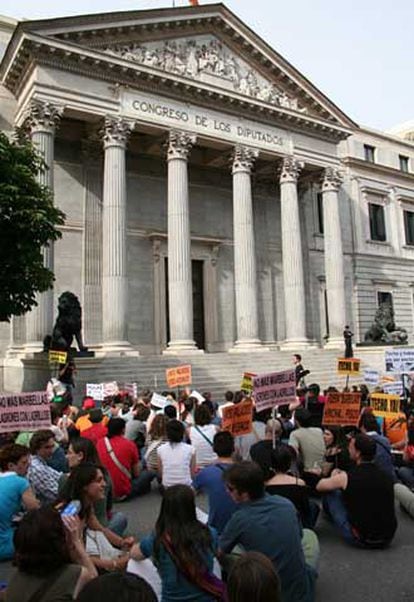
[1,4,357,133]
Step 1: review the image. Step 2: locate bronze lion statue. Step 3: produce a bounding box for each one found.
[44,291,88,352]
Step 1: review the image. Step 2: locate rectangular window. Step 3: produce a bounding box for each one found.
[316,192,324,234]
[377,291,393,312]
[369,203,386,241]
[404,210,414,246]
[364,144,376,163]
[399,155,409,173]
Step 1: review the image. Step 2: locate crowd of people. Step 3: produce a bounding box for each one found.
[1,355,414,601]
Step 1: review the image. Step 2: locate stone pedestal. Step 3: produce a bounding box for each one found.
[279,157,309,349]
[101,116,138,355]
[164,131,198,353]
[230,145,263,352]
[322,167,346,347]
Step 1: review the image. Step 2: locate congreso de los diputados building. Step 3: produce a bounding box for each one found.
[0,4,413,392]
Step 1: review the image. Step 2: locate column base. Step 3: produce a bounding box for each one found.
[163,340,204,355]
[279,339,311,351]
[96,342,139,357]
[22,342,45,355]
[229,340,269,353]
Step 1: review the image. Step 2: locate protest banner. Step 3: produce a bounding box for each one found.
[383,381,403,396]
[322,392,361,427]
[363,369,380,387]
[103,381,119,397]
[190,390,205,403]
[385,348,414,373]
[240,372,256,394]
[253,369,296,412]
[370,393,401,417]
[166,365,192,388]
[150,392,170,409]
[337,358,361,376]
[48,350,67,364]
[0,392,51,433]
[86,383,105,401]
[221,399,253,436]
[124,383,138,399]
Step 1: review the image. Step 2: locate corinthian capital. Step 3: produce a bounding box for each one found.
[279,156,304,183]
[321,166,343,192]
[232,145,258,174]
[167,130,196,160]
[25,100,63,133]
[102,116,133,148]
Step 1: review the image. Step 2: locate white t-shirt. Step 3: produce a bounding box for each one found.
[189,425,218,468]
[157,442,195,488]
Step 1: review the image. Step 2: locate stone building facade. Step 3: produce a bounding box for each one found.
[0,5,413,387]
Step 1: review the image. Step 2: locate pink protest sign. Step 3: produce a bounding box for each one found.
[253,369,296,412]
[0,392,51,433]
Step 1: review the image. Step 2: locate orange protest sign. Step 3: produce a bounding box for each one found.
[323,392,361,427]
[337,358,361,376]
[166,365,192,388]
[370,393,400,416]
[221,399,253,436]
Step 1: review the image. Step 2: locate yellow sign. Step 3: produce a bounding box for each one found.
[370,393,400,416]
[48,350,68,364]
[240,372,256,394]
[337,358,361,376]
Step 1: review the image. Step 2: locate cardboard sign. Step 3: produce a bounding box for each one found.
[0,392,51,433]
[86,383,105,401]
[48,350,67,364]
[166,365,192,388]
[124,383,138,399]
[385,348,414,373]
[322,392,361,427]
[150,392,170,409]
[253,369,296,412]
[383,381,404,396]
[337,358,361,376]
[190,390,205,403]
[363,369,380,387]
[370,393,400,417]
[241,372,256,393]
[103,381,119,398]
[221,399,253,436]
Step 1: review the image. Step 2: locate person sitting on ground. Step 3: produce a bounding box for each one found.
[157,420,196,489]
[288,408,325,477]
[6,507,97,601]
[227,551,281,602]
[192,431,238,534]
[144,414,169,473]
[316,433,397,548]
[59,463,134,573]
[188,405,218,469]
[265,444,319,530]
[129,484,225,601]
[235,408,268,461]
[82,410,108,447]
[396,425,414,489]
[27,429,65,506]
[219,461,319,602]
[164,405,177,420]
[250,418,283,479]
[125,404,151,451]
[97,418,154,501]
[0,444,39,561]
[218,390,234,418]
[76,572,157,602]
[304,384,326,428]
[60,437,127,536]
[322,426,352,475]
[358,411,396,481]
[180,396,197,426]
[75,398,98,434]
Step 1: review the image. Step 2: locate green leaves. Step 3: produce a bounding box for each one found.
[0,132,66,321]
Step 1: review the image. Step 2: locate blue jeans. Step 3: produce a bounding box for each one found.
[128,470,157,498]
[397,466,414,488]
[323,491,358,545]
[108,511,128,536]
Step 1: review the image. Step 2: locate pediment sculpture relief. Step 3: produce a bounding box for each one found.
[104,35,307,114]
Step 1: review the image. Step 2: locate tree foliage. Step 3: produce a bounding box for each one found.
[0,132,66,321]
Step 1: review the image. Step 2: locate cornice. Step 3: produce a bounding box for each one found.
[3,34,352,143]
[342,156,414,183]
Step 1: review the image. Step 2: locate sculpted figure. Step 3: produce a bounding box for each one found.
[44,292,88,353]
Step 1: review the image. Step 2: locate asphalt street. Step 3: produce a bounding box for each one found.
[1,488,413,601]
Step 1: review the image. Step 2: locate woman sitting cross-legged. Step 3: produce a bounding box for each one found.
[58,463,134,573]
[129,484,225,602]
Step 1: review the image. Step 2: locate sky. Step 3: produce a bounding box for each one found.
[1,0,413,132]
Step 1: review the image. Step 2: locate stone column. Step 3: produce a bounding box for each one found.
[101,116,135,353]
[279,156,309,348]
[231,145,262,351]
[24,101,62,352]
[322,167,347,346]
[165,130,198,352]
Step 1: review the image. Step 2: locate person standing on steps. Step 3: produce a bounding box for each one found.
[343,326,354,359]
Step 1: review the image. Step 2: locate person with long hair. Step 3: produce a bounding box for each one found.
[227,551,281,602]
[188,405,218,469]
[322,426,351,475]
[59,463,133,573]
[0,444,39,561]
[145,414,169,472]
[6,507,96,601]
[157,420,196,489]
[129,484,224,601]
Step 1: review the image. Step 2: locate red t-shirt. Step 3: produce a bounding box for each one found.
[82,423,108,446]
[97,436,139,498]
